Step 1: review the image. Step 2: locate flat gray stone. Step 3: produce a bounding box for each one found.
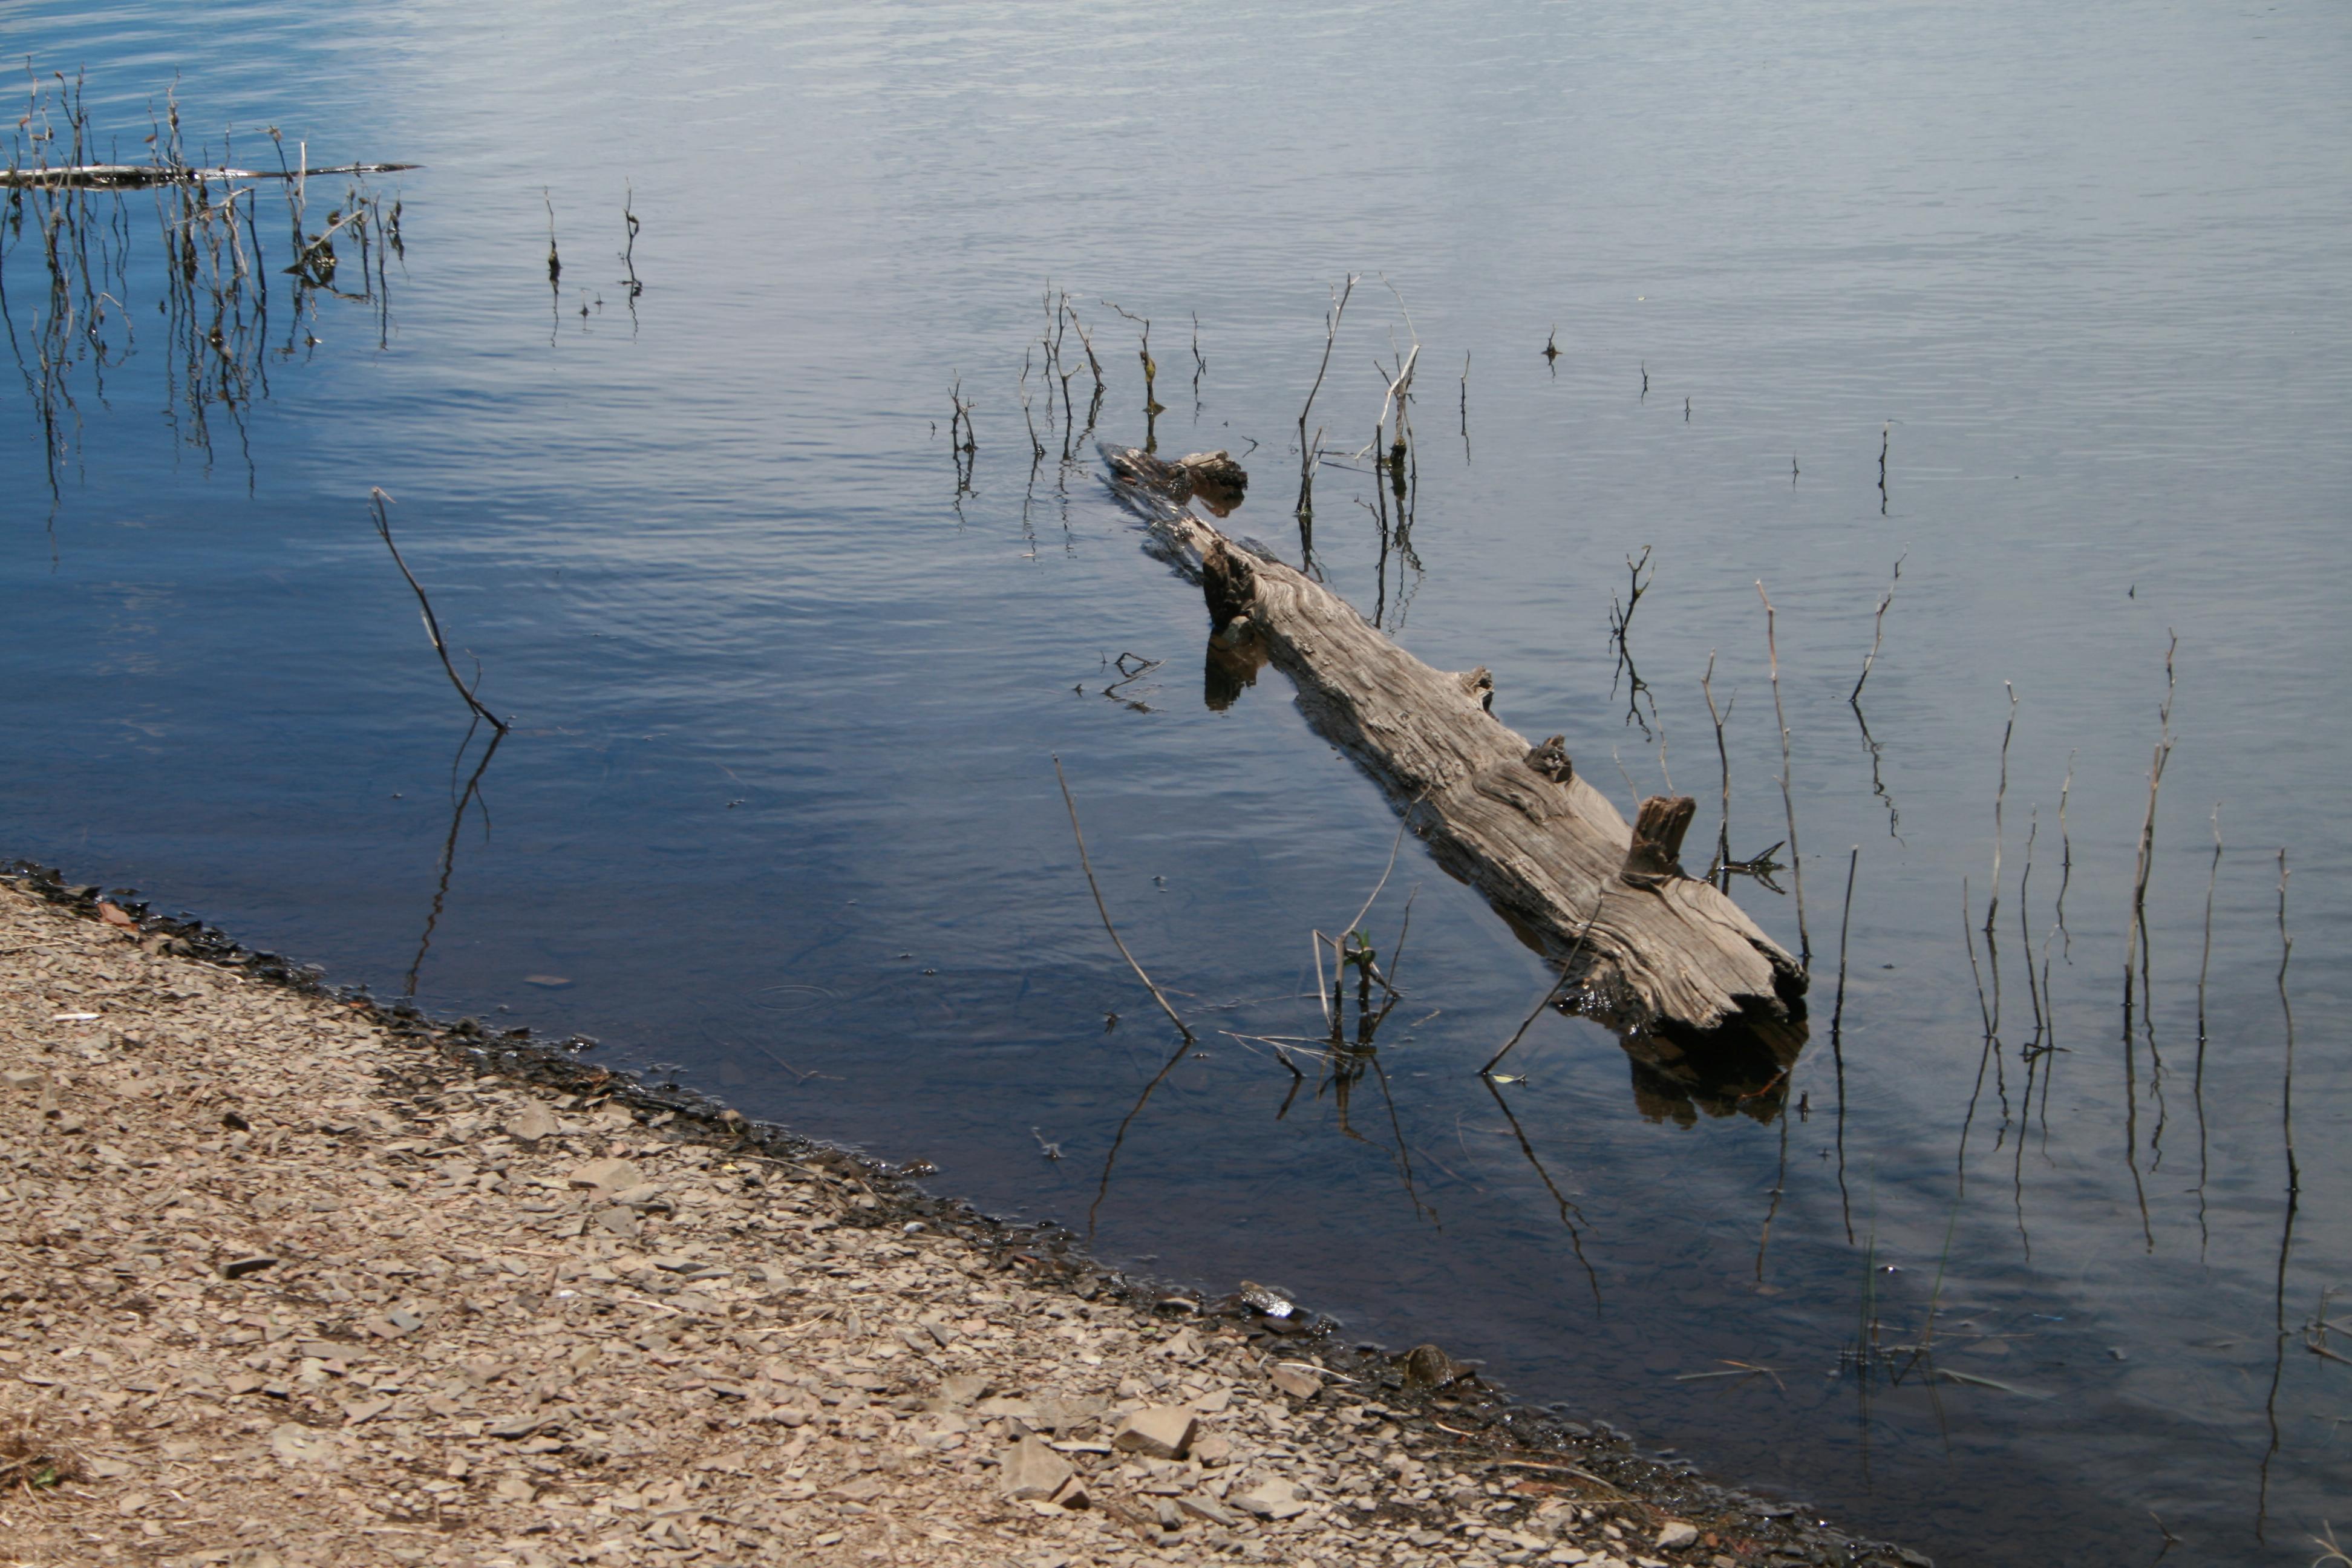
[506,1103,560,1143]
[1231,1477,1307,1520]
[1111,1405,1197,1460]
[569,1157,641,1192]
[1269,1364,1322,1399]
[930,1373,989,1409]
[999,1434,1072,1501]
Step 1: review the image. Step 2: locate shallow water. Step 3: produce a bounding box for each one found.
[4,4,2350,1561]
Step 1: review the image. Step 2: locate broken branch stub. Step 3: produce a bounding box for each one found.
[1104,445,1804,1039]
[1621,796,1697,886]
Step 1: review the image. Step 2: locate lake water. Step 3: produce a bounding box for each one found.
[5,4,2349,1561]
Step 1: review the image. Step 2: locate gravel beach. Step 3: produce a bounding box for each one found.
[0,873,1926,1568]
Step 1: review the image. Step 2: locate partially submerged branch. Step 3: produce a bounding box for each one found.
[367,488,509,736]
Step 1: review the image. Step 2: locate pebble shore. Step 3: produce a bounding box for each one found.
[0,874,1929,1568]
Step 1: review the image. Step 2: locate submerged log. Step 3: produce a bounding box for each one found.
[1104,444,1805,1039]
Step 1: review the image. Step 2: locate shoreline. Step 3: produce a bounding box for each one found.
[1,863,1927,1568]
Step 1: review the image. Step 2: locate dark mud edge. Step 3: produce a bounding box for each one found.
[5,860,1932,1568]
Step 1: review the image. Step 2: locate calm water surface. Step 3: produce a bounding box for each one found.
[4,4,2349,1562]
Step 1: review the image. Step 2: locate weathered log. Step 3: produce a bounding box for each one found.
[1105,444,1805,1039]
[0,162,418,191]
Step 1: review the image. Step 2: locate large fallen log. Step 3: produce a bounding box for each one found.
[1103,445,1806,1044]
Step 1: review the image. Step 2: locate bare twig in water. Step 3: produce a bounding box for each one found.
[1481,906,1601,1077]
[2276,848,2296,1197]
[1756,581,1811,967]
[1018,348,1045,464]
[1052,757,1193,1047]
[2193,803,2221,1252]
[1850,557,1903,704]
[2256,845,2298,1540]
[1294,275,1357,550]
[2054,751,2076,954]
[1374,272,1421,466]
[367,489,508,734]
[1188,310,1206,409]
[1702,652,1734,888]
[618,183,642,319]
[1831,846,1858,1243]
[1063,297,1104,396]
[1609,547,1658,736]
[1985,683,2017,938]
[1103,298,1163,446]
[2123,635,2177,1014]
[947,376,976,453]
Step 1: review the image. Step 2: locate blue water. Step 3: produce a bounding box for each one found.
[5,4,2350,1561]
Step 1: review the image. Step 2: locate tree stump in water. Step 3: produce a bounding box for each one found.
[1104,444,1806,1046]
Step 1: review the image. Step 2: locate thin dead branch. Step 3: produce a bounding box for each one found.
[367,488,508,735]
[1052,757,1193,1046]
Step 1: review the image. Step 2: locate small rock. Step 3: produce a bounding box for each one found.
[219,1255,279,1281]
[610,1182,671,1209]
[492,1475,536,1503]
[1177,1492,1239,1527]
[484,1415,544,1439]
[1111,1405,1197,1460]
[930,1373,990,1408]
[592,1206,641,1240]
[1191,1434,1233,1465]
[1656,1521,1700,1552]
[506,1103,561,1143]
[1236,1280,1296,1318]
[1269,1364,1322,1399]
[569,1157,641,1193]
[1400,1343,1464,1388]
[999,1434,1073,1501]
[831,1475,889,1501]
[1230,1477,1307,1520]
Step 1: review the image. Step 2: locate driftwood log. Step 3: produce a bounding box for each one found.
[1104,445,1805,1044]
[0,162,417,191]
